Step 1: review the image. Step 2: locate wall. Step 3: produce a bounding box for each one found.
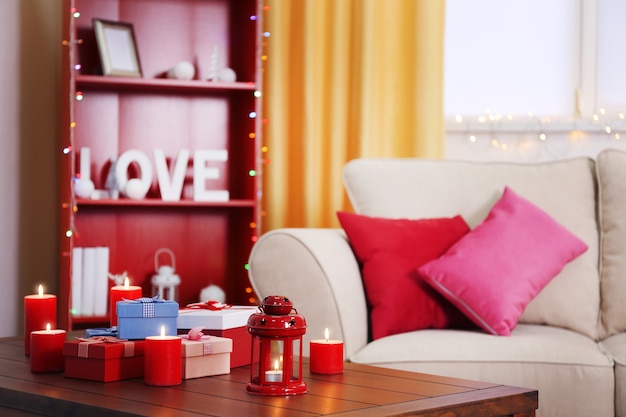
[0,0,61,337]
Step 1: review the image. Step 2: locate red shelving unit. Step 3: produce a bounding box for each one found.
[59,0,263,330]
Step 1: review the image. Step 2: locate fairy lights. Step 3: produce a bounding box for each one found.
[449,107,626,155]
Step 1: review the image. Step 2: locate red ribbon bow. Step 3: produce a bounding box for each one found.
[185,300,232,310]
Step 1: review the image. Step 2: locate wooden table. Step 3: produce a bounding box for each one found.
[0,335,537,417]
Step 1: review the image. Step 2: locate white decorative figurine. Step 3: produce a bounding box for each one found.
[167,61,195,80]
[151,248,181,301]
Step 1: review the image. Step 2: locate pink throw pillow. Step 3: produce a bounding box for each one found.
[337,211,475,340]
[417,187,588,336]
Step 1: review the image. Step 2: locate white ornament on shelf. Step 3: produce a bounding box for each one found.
[73,177,95,199]
[167,61,195,80]
[124,178,147,200]
[105,156,119,199]
[217,67,236,82]
[115,149,153,199]
[200,284,226,304]
[207,46,220,81]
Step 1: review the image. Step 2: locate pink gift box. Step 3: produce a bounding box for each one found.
[181,335,232,379]
[178,306,256,368]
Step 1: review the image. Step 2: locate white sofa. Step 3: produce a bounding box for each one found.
[248,149,626,417]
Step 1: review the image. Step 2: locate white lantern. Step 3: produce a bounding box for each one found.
[151,248,181,301]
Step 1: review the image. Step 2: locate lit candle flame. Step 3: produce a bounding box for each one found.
[124,276,129,288]
[38,285,44,297]
[274,360,279,372]
[46,323,51,332]
[160,325,165,337]
[324,328,329,342]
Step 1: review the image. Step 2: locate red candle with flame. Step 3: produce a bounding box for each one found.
[30,323,66,373]
[24,285,57,356]
[144,325,182,386]
[109,277,142,326]
[310,328,344,374]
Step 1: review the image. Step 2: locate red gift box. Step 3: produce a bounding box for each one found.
[178,306,256,368]
[181,332,232,379]
[63,337,145,382]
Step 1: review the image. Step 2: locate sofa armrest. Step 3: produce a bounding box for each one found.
[248,228,368,358]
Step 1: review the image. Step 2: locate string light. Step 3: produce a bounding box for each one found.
[450,107,626,154]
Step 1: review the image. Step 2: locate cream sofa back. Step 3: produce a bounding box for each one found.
[597,149,626,337]
[343,157,601,339]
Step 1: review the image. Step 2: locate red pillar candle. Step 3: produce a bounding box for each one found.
[144,325,182,386]
[109,277,142,327]
[30,324,66,373]
[310,328,344,375]
[24,285,57,356]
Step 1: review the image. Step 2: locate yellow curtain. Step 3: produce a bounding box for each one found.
[261,0,445,231]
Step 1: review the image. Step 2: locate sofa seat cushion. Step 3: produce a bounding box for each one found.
[343,157,600,339]
[600,333,626,417]
[350,324,614,417]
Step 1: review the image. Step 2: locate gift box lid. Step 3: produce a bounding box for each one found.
[63,337,145,359]
[181,332,233,358]
[117,297,179,318]
[177,306,257,330]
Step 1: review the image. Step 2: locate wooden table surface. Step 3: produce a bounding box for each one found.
[0,335,537,417]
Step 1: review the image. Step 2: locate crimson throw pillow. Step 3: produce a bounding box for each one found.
[417,187,588,336]
[337,211,474,340]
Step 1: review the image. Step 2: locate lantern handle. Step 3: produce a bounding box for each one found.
[154,248,176,271]
[258,305,298,315]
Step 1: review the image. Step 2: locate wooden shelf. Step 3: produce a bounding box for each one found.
[76,198,256,208]
[76,74,257,94]
[59,0,263,331]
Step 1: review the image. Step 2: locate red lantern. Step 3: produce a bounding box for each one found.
[246,296,307,395]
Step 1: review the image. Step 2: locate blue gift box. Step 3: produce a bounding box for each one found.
[116,297,179,340]
[85,327,118,338]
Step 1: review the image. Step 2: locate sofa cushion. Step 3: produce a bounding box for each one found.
[349,324,614,417]
[597,149,626,337]
[343,157,600,339]
[337,211,474,340]
[600,332,626,416]
[417,187,588,336]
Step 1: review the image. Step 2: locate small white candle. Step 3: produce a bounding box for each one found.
[265,359,283,382]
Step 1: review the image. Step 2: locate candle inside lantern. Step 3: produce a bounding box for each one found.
[24,284,57,356]
[109,276,142,327]
[310,328,344,374]
[265,358,283,382]
[30,323,66,373]
[144,325,182,386]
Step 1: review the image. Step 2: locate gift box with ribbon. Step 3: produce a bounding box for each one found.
[181,327,233,379]
[63,336,146,382]
[84,327,118,338]
[178,302,256,368]
[117,296,179,340]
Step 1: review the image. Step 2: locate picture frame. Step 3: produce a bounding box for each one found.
[93,18,142,78]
